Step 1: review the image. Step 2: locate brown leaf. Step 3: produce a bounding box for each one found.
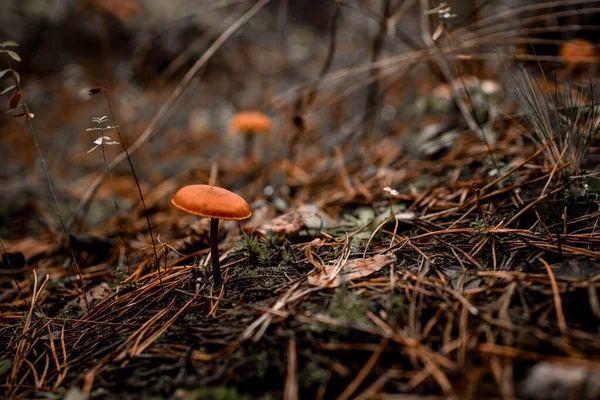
[9,89,20,109]
[257,210,305,237]
[308,253,396,288]
[256,205,335,238]
[1,237,55,261]
[66,283,113,315]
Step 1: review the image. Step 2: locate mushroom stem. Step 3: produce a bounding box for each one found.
[247,133,256,163]
[210,217,222,287]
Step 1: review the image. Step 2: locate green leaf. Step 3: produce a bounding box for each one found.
[0,359,12,376]
[6,50,21,62]
[1,41,18,47]
[0,69,11,79]
[0,84,16,95]
[357,207,375,224]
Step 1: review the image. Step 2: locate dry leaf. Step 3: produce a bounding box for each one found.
[243,203,277,233]
[308,253,396,288]
[257,205,335,237]
[257,210,305,237]
[66,283,113,315]
[2,237,55,261]
[9,89,20,109]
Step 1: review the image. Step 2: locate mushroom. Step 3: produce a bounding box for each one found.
[229,111,272,163]
[171,184,251,287]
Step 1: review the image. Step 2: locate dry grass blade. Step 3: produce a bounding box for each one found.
[337,338,389,400]
[509,64,600,173]
[284,338,299,400]
[540,258,567,334]
[8,271,49,395]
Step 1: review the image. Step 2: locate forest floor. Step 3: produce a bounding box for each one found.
[1,1,600,399]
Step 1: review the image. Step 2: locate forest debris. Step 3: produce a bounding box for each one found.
[68,233,117,255]
[65,283,113,316]
[134,179,177,213]
[308,253,396,288]
[519,362,600,400]
[257,204,335,237]
[1,237,54,262]
[257,210,305,237]
[553,257,600,279]
[244,202,279,234]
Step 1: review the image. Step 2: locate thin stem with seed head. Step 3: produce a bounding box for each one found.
[98,88,163,289]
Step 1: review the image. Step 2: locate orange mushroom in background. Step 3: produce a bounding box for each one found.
[78,0,141,22]
[559,38,597,73]
[229,111,272,163]
[171,184,251,287]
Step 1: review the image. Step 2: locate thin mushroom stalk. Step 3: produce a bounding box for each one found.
[246,133,256,163]
[210,217,222,286]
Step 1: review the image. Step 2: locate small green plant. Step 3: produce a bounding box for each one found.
[235,231,262,258]
[469,218,488,236]
[58,306,73,323]
[330,207,386,242]
[86,116,120,153]
[257,231,277,267]
[280,240,295,265]
[235,231,281,268]
[87,116,131,273]
[112,264,129,281]
[86,87,163,289]
[350,236,367,252]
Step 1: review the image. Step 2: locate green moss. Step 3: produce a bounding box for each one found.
[234,232,276,268]
[299,361,328,389]
[327,284,369,325]
[350,236,367,252]
[388,294,405,322]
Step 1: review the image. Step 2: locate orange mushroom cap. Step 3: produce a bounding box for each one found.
[171,185,251,220]
[230,111,272,134]
[79,0,141,22]
[559,39,596,66]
